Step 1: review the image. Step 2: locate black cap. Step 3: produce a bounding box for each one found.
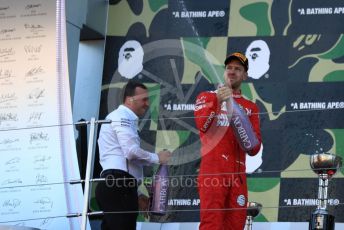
[224,52,248,71]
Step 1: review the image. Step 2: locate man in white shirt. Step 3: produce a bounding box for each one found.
[96,81,171,230]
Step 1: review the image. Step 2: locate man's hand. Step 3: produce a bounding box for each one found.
[217,86,232,102]
[138,194,150,218]
[158,150,172,164]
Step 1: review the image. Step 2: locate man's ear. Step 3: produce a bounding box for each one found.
[124,97,134,105]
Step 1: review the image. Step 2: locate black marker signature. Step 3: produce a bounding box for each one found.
[25,4,41,10]
[35,174,48,184]
[34,155,52,163]
[34,197,53,208]
[39,218,52,227]
[24,24,44,29]
[5,157,20,165]
[24,44,42,54]
[2,199,21,209]
[25,66,44,77]
[0,6,10,11]
[0,138,19,145]
[0,92,16,103]
[0,69,13,79]
[1,178,22,186]
[28,88,45,99]
[28,112,43,122]
[30,132,49,144]
[24,24,44,33]
[0,113,18,124]
[0,28,15,35]
[0,48,15,58]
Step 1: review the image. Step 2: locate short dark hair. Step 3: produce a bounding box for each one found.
[122,80,147,103]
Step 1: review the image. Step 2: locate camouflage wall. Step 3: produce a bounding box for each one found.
[98,0,344,223]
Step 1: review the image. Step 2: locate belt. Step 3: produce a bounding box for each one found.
[101,169,130,178]
[100,169,141,186]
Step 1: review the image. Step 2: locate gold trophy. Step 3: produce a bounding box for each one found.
[245,202,262,230]
[309,153,342,230]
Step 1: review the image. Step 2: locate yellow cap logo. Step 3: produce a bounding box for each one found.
[232,52,247,62]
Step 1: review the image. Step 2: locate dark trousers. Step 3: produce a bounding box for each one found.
[95,169,138,230]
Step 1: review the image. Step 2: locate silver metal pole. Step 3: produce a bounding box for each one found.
[245,216,253,230]
[317,177,323,210]
[81,117,96,230]
[323,175,329,210]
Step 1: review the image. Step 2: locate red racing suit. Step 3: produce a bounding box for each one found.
[194,90,262,230]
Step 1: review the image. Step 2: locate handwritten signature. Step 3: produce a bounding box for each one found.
[35,174,48,184]
[34,155,52,163]
[28,112,43,122]
[30,132,49,144]
[24,44,42,54]
[33,197,53,208]
[0,69,13,78]
[0,28,15,35]
[39,218,52,227]
[25,4,41,10]
[2,199,21,209]
[0,92,16,104]
[24,24,44,29]
[28,88,45,100]
[25,66,44,77]
[14,222,26,227]
[0,138,19,145]
[0,6,10,11]
[0,48,15,57]
[1,178,22,186]
[0,113,18,124]
[5,157,20,165]
[24,24,44,33]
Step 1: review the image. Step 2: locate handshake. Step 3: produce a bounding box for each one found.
[157,149,172,164]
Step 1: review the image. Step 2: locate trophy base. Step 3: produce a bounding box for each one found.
[309,211,335,230]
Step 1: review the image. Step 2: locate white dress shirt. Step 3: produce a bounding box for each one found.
[98,105,159,181]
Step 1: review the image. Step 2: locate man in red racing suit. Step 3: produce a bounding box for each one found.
[194,52,262,230]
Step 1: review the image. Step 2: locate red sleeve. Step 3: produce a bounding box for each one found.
[247,103,262,156]
[194,92,219,133]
